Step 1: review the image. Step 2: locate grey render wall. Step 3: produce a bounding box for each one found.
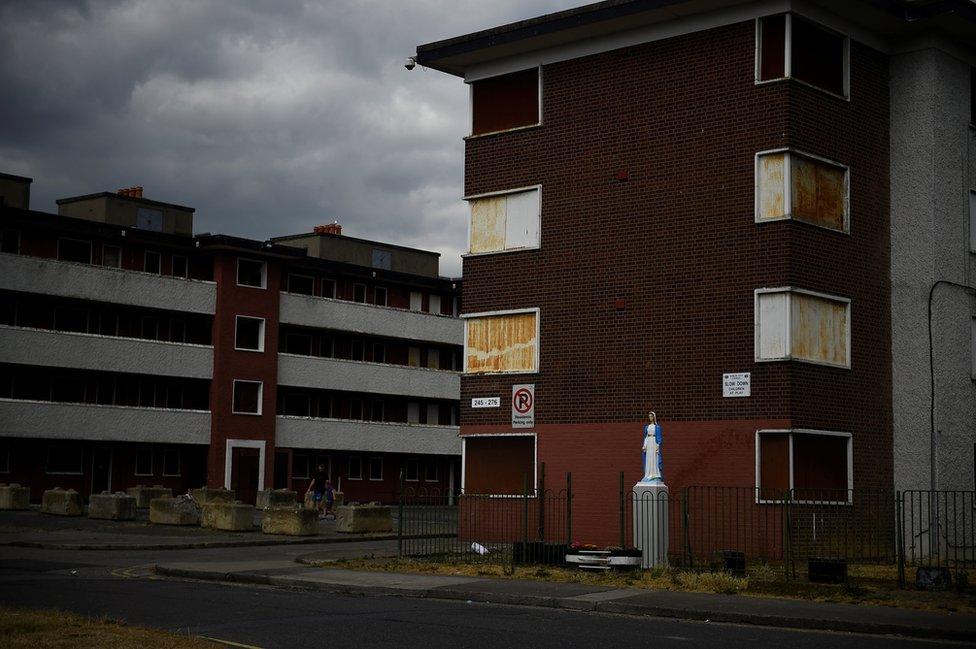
[890,47,976,493]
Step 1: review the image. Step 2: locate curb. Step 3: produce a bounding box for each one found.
[2,534,405,552]
[152,565,976,642]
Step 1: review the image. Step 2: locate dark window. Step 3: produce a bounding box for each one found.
[0,296,14,326]
[51,376,85,403]
[370,400,384,422]
[288,274,314,295]
[283,393,311,417]
[405,459,420,482]
[322,279,336,298]
[791,15,845,96]
[235,316,264,351]
[471,68,539,136]
[102,245,121,268]
[0,443,9,473]
[58,238,91,263]
[348,456,363,480]
[349,399,364,421]
[285,333,312,355]
[757,14,786,80]
[170,319,186,343]
[293,454,310,479]
[172,255,188,278]
[368,457,383,481]
[372,343,385,364]
[141,316,159,340]
[144,251,161,274]
[425,460,439,482]
[94,378,114,405]
[374,286,388,307]
[758,433,790,499]
[47,445,83,474]
[138,381,156,407]
[759,432,850,502]
[233,380,261,414]
[162,449,181,476]
[320,335,335,358]
[135,448,154,475]
[165,383,183,409]
[353,284,367,303]
[463,435,535,495]
[237,259,266,288]
[371,249,392,270]
[971,67,975,126]
[98,312,118,336]
[351,340,365,362]
[54,307,88,333]
[1,229,20,254]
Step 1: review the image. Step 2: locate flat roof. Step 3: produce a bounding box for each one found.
[416,0,976,76]
[270,230,441,258]
[0,172,33,183]
[57,191,195,213]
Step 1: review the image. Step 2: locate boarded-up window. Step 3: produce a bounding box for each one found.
[756,150,848,232]
[471,68,539,136]
[755,289,850,368]
[469,188,539,254]
[759,431,850,502]
[465,311,538,374]
[464,435,535,495]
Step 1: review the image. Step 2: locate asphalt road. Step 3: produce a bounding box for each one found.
[0,545,968,649]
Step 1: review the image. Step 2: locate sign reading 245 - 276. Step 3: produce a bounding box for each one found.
[511,384,535,429]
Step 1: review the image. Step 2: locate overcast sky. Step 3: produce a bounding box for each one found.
[0,0,572,276]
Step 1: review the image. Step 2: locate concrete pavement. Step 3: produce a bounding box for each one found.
[154,553,976,642]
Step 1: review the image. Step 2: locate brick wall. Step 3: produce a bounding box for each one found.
[459,18,892,540]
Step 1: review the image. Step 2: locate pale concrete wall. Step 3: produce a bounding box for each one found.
[275,416,460,455]
[277,353,459,400]
[279,292,462,345]
[274,233,439,277]
[0,252,216,314]
[0,399,210,444]
[890,48,976,493]
[0,176,30,209]
[58,196,193,236]
[0,326,213,378]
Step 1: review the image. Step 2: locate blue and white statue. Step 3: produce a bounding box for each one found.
[641,412,663,483]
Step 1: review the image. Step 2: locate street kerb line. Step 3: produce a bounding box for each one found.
[197,636,264,649]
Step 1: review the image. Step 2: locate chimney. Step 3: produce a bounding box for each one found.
[313,221,342,236]
[116,186,144,198]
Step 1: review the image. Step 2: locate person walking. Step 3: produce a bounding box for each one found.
[323,479,336,520]
[306,462,329,519]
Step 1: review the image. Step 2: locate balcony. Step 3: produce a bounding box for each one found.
[278,292,462,346]
[0,252,216,314]
[0,325,213,378]
[277,353,459,401]
[0,398,211,444]
[276,416,460,455]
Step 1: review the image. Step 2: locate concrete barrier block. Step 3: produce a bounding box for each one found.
[335,504,393,533]
[41,488,83,516]
[88,492,137,521]
[261,507,319,536]
[127,485,172,508]
[0,483,30,510]
[201,501,255,532]
[191,487,235,504]
[149,496,200,526]
[256,489,297,509]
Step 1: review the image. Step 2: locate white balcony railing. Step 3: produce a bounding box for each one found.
[277,353,459,400]
[275,415,459,455]
[279,292,462,346]
[0,325,213,378]
[0,252,216,314]
[0,399,211,444]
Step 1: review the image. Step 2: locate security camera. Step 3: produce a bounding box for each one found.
[404,57,417,71]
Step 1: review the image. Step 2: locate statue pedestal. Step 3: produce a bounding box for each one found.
[632,481,669,569]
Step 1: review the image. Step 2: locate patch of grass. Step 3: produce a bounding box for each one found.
[0,606,220,649]
[317,556,976,614]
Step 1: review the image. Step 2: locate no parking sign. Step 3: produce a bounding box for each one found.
[511,384,534,429]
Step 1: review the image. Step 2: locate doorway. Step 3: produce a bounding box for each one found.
[231,447,260,504]
[91,447,112,496]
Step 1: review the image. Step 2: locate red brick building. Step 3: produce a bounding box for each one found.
[416,0,976,544]
[0,175,462,504]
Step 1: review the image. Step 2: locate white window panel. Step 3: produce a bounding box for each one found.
[409,291,423,312]
[429,294,441,314]
[755,288,850,368]
[467,187,540,254]
[407,402,420,424]
[426,404,440,425]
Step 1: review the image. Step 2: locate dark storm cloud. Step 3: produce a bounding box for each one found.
[0,0,570,275]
